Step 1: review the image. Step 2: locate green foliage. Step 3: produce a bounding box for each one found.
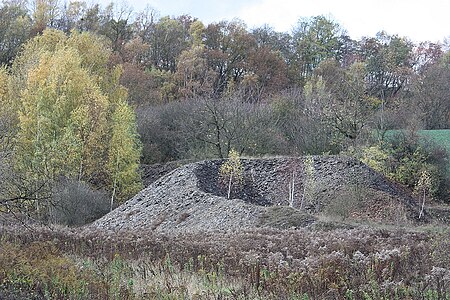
[387,143,444,199]
[0,67,16,148]
[356,131,448,201]
[310,60,379,144]
[15,45,109,182]
[360,145,389,174]
[420,130,450,171]
[108,100,143,206]
[10,29,142,215]
[362,32,414,102]
[0,1,31,66]
[293,16,342,82]
[384,130,450,173]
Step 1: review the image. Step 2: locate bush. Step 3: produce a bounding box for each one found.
[356,131,449,201]
[49,179,110,226]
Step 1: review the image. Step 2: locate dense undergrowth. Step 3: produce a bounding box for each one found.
[1,222,449,299]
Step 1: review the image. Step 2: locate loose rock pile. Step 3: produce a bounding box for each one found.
[89,156,423,233]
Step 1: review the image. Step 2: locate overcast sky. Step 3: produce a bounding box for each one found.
[102,0,450,42]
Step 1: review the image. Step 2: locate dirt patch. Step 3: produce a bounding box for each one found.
[87,156,425,234]
[258,206,317,229]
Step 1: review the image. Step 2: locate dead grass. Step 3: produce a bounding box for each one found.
[0,221,449,299]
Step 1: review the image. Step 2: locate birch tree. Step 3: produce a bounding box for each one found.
[108,101,142,210]
[219,148,243,199]
[11,29,142,214]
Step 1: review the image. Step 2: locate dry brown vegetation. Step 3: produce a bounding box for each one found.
[1,219,450,299]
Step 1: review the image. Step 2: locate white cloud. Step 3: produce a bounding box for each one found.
[235,0,450,42]
[95,0,450,42]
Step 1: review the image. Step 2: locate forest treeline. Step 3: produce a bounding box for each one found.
[0,0,449,224]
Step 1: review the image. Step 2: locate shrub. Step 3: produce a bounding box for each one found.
[355,131,449,202]
[49,179,110,226]
[0,240,104,299]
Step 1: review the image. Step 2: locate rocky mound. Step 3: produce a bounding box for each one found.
[140,160,190,187]
[88,156,424,233]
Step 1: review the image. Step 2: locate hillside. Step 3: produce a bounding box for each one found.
[88,156,424,234]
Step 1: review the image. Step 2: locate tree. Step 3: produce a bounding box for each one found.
[0,0,32,66]
[0,67,15,150]
[15,46,109,187]
[300,155,315,210]
[60,1,86,32]
[31,0,61,34]
[108,101,142,210]
[99,2,133,53]
[292,16,343,84]
[411,53,450,129]
[0,66,53,217]
[175,45,215,99]
[364,131,448,201]
[77,3,101,32]
[133,4,159,41]
[219,148,243,199]
[186,97,258,159]
[11,29,142,215]
[413,41,443,74]
[416,170,432,219]
[251,25,294,79]
[360,32,415,131]
[362,32,414,100]
[309,59,379,146]
[146,16,192,72]
[189,20,205,46]
[204,20,256,96]
[241,46,288,102]
[120,62,162,105]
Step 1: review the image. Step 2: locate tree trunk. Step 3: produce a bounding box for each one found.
[110,176,117,212]
[419,189,426,219]
[227,172,233,199]
[290,171,295,207]
[110,153,120,212]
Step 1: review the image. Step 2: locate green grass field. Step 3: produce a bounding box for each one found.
[419,129,450,154]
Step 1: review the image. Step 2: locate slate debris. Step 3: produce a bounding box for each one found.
[88,156,425,234]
